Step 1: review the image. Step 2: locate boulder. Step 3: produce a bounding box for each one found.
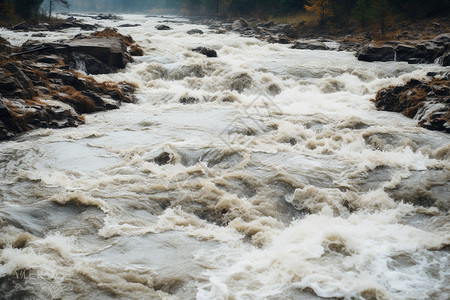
[192,47,217,57]
[357,44,395,62]
[439,52,450,66]
[66,37,130,70]
[187,29,203,35]
[291,40,329,50]
[373,78,449,133]
[232,18,248,31]
[156,24,172,30]
[394,44,418,62]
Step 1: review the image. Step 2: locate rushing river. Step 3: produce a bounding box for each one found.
[0,14,449,300]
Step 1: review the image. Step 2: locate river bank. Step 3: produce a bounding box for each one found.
[0,20,143,140]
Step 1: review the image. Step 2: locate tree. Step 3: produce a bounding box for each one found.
[13,0,43,20]
[371,0,390,37]
[304,0,328,25]
[48,0,69,18]
[353,0,370,29]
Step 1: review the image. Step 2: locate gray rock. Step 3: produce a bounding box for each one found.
[291,40,329,50]
[66,37,129,70]
[187,29,203,35]
[156,24,172,30]
[357,43,395,62]
[232,19,248,31]
[191,47,217,58]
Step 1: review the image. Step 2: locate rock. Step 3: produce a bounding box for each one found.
[432,33,450,45]
[373,78,449,133]
[232,18,248,31]
[0,34,137,140]
[11,22,29,31]
[291,40,329,50]
[179,96,198,104]
[230,73,252,92]
[191,47,217,58]
[36,55,60,64]
[339,40,360,52]
[0,98,10,117]
[394,44,419,62]
[155,24,172,30]
[187,29,203,35]
[66,37,130,70]
[118,24,141,28]
[154,152,171,165]
[439,52,450,66]
[129,45,144,56]
[356,43,395,62]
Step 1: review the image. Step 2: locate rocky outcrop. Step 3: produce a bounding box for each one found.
[373,75,450,133]
[9,20,97,32]
[0,31,138,141]
[191,47,217,57]
[357,33,449,65]
[357,43,395,62]
[291,40,329,50]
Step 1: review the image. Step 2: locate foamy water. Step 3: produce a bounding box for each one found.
[0,14,449,300]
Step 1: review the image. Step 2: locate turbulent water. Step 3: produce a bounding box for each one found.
[0,14,449,300]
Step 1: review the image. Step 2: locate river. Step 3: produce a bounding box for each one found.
[0,14,449,300]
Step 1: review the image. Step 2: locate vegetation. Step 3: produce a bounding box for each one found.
[0,0,449,34]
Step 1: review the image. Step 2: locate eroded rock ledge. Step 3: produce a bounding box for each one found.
[0,28,143,141]
[373,74,450,133]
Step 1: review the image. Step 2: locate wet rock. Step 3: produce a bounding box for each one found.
[118,24,141,28]
[373,78,450,133]
[0,34,137,140]
[232,18,248,31]
[156,24,172,30]
[36,55,60,64]
[191,47,217,58]
[94,13,121,20]
[154,152,171,165]
[179,96,198,104]
[394,44,418,62]
[291,40,329,50]
[357,43,395,62]
[230,73,252,92]
[66,37,130,70]
[129,44,144,56]
[438,52,450,66]
[187,29,203,35]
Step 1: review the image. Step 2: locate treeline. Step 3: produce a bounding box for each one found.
[181,0,449,22]
[64,0,182,13]
[1,0,449,25]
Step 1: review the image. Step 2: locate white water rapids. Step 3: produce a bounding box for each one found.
[0,14,449,300]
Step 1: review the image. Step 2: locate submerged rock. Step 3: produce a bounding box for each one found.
[373,77,450,133]
[187,29,203,35]
[156,24,172,30]
[191,47,217,57]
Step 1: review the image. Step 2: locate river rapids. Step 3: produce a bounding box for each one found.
[0,14,449,300]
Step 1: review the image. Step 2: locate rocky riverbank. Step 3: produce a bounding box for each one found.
[373,75,449,133]
[0,24,143,141]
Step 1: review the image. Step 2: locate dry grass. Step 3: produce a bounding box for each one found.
[58,85,97,113]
